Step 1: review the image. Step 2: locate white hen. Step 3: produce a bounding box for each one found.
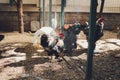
[32,26,57,45]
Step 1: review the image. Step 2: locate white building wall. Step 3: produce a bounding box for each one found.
[0,0,37,4]
[0,0,120,13]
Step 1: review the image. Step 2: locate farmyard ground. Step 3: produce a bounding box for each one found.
[0,30,120,80]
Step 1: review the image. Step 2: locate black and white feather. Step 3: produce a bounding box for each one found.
[0,35,4,41]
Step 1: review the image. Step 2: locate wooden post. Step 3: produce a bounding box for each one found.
[17,0,24,33]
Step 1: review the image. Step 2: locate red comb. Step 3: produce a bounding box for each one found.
[98,18,104,23]
[59,33,64,38]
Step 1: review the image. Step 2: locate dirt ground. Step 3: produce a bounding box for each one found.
[0,30,120,80]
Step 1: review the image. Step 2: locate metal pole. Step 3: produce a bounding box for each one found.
[61,0,66,32]
[43,0,45,26]
[49,0,52,27]
[99,0,105,18]
[85,0,97,80]
[10,0,14,6]
[39,0,41,28]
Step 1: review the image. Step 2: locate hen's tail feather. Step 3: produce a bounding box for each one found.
[0,35,4,41]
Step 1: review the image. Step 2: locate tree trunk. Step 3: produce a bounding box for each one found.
[17,0,24,33]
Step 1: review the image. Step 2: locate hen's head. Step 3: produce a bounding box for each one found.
[58,33,64,39]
